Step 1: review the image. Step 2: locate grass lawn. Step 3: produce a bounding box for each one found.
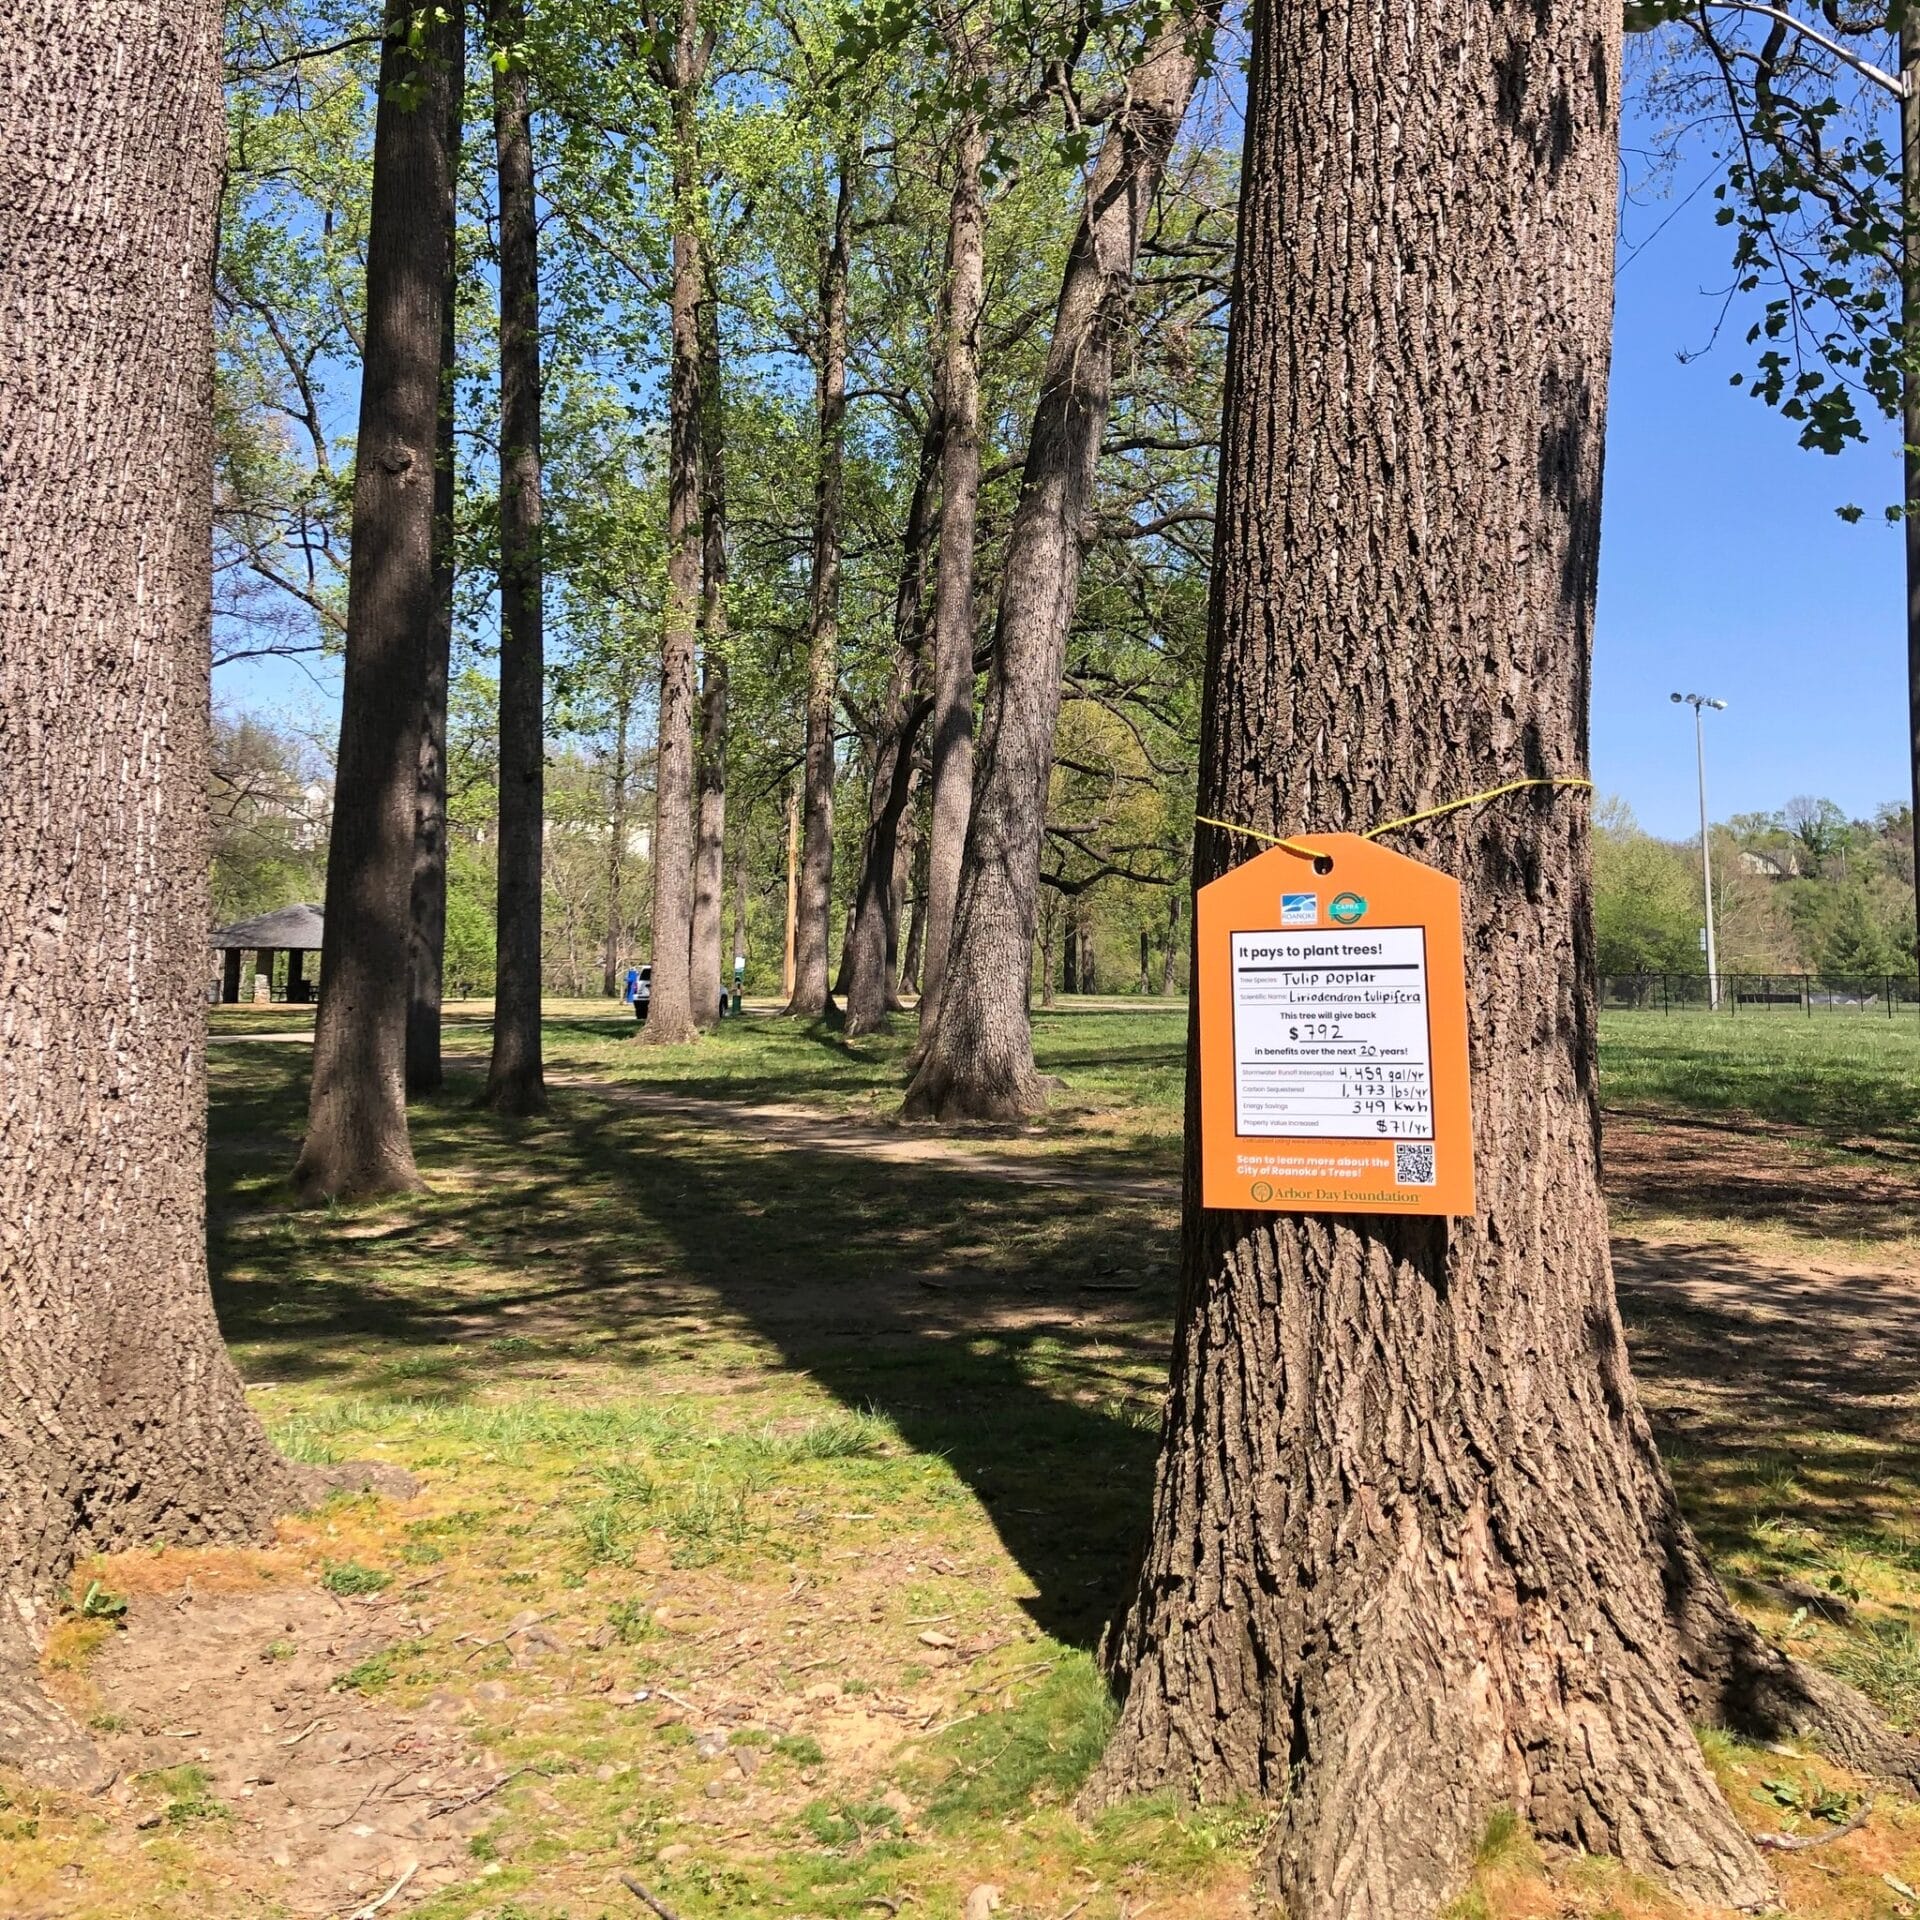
[7,1003,1920,1919]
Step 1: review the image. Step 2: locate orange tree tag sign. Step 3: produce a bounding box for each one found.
[1196,834,1475,1216]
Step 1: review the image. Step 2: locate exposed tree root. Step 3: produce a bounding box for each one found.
[1661,1515,1920,1789]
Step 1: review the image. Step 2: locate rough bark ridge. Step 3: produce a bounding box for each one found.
[484,7,547,1115]
[917,97,988,1036]
[904,7,1214,1119]
[642,0,713,1047]
[844,423,942,1035]
[406,219,461,1098]
[297,0,463,1194]
[1086,2,1911,1911]
[787,159,854,1018]
[690,280,731,1027]
[0,0,305,1776]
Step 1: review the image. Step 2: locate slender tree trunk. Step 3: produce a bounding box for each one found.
[1136,927,1150,993]
[1086,3,1914,1911]
[484,0,545,1114]
[919,107,988,1034]
[845,422,941,1035]
[690,280,731,1026]
[899,850,927,996]
[643,15,708,1047]
[0,0,308,1777]
[787,158,854,1017]
[297,0,465,1195]
[888,786,917,992]
[904,9,1214,1119]
[1158,888,1179,995]
[782,784,800,999]
[1061,908,1079,995]
[407,33,464,1096]
[601,688,633,996]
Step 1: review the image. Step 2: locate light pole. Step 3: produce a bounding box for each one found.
[1672,692,1728,1009]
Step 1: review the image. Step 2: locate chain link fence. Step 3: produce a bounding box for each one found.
[1600,972,1920,1016]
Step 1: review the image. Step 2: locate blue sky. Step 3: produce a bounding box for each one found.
[1599,98,1910,841]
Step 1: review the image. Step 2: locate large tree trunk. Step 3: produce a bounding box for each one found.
[903,10,1212,1119]
[0,0,306,1778]
[786,158,854,1017]
[1086,2,1912,1911]
[406,48,465,1096]
[297,0,465,1196]
[483,0,546,1115]
[844,423,941,1035]
[917,104,987,1034]
[689,279,731,1027]
[642,10,708,1047]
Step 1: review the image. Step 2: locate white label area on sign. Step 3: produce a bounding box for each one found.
[1230,926,1435,1140]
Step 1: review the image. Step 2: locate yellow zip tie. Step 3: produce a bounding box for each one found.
[1197,776,1592,858]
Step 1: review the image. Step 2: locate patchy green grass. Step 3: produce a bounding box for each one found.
[1599,1007,1920,1154]
[11,1002,1920,1920]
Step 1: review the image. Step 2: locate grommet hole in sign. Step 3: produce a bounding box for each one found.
[1312,855,1333,875]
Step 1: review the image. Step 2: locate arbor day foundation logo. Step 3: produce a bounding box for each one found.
[1329,892,1368,924]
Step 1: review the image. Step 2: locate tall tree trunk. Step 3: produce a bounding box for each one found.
[844,422,941,1035]
[918,105,988,1034]
[782,783,800,999]
[1136,926,1150,993]
[406,33,465,1097]
[888,784,918,990]
[1157,887,1178,995]
[1086,2,1913,1911]
[786,157,854,1017]
[297,0,465,1196]
[484,4,546,1114]
[642,9,709,1046]
[0,0,307,1777]
[601,688,633,996]
[1061,909,1078,995]
[899,846,927,996]
[689,279,731,1026]
[903,9,1214,1119]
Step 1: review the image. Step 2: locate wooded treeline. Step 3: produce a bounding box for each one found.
[218,0,1223,1168]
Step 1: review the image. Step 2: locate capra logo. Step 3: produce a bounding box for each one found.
[1329,892,1368,925]
[1280,892,1318,927]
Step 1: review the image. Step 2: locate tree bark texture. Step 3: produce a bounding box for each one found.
[786,159,854,1018]
[297,0,464,1196]
[0,0,303,1776]
[904,9,1214,1118]
[484,12,547,1115]
[690,280,731,1026]
[844,423,941,1035]
[1085,3,1913,1912]
[918,107,988,1035]
[406,144,462,1099]
[643,5,711,1046]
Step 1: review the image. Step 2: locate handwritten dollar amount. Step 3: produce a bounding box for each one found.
[1286,1022,1344,1040]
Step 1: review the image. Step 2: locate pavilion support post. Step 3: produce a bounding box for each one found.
[222,949,242,1004]
[287,948,307,1003]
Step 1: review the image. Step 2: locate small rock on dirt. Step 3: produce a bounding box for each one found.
[964,1886,1003,1920]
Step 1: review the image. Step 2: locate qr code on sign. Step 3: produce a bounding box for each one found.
[1395,1142,1436,1186]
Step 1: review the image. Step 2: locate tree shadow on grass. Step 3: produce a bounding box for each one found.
[209,1052,1174,1650]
